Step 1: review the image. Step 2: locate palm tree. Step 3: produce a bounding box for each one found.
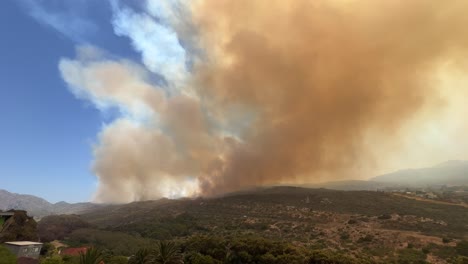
[153,241,183,264]
[79,247,103,264]
[128,248,155,264]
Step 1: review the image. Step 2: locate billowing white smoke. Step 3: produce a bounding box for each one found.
[60,0,468,203]
[59,1,214,202]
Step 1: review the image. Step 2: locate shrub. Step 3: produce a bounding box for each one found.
[442,237,452,243]
[0,245,17,264]
[307,250,358,264]
[38,215,92,242]
[378,214,392,220]
[40,256,64,264]
[455,256,468,264]
[456,241,468,257]
[357,235,374,243]
[104,256,128,264]
[340,232,350,240]
[422,247,430,254]
[185,252,220,264]
[396,248,427,264]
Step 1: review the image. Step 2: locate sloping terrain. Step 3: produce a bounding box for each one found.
[0,190,53,217]
[0,189,101,218]
[35,187,468,262]
[82,187,468,238]
[372,160,468,186]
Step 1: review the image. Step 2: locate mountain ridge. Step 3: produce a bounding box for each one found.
[0,189,100,218]
[371,160,468,186]
[2,160,467,216]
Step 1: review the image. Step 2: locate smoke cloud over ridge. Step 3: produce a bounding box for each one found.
[60,0,468,203]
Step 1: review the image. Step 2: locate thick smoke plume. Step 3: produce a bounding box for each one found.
[61,0,468,203]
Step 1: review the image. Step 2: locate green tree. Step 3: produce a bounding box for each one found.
[185,252,219,264]
[41,242,56,257]
[129,248,154,264]
[79,247,103,264]
[1,210,38,242]
[396,248,428,264]
[0,245,16,264]
[62,255,80,264]
[308,250,357,264]
[105,256,128,264]
[154,241,183,264]
[41,256,65,264]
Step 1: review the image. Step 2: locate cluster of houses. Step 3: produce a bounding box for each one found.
[388,185,468,204]
[1,211,91,263]
[2,240,90,263]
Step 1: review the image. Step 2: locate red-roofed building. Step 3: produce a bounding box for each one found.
[60,247,88,256]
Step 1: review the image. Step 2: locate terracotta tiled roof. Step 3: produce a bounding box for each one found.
[61,247,88,256]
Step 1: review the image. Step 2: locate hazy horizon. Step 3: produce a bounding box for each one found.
[2,159,467,204]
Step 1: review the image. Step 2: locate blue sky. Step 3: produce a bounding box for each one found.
[0,0,204,204]
[0,0,143,202]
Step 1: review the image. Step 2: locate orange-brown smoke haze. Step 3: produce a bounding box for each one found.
[192,0,468,195]
[60,0,468,203]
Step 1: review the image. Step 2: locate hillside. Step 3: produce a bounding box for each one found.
[303,161,468,191]
[372,160,468,187]
[80,187,468,238]
[305,180,391,191]
[32,186,468,262]
[0,189,101,218]
[35,187,459,261]
[0,189,52,217]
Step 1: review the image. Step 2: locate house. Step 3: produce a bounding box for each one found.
[4,241,43,259]
[424,192,438,199]
[60,246,88,256]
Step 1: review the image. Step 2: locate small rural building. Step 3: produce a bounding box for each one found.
[4,241,43,259]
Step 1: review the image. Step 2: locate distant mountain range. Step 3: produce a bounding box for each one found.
[0,189,100,218]
[305,160,468,191]
[370,160,468,187]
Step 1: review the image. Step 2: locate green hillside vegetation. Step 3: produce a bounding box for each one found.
[36,187,468,263]
[66,228,155,256]
[82,187,468,238]
[38,214,93,242]
[40,237,373,264]
[0,245,16,264]
[36,237,468,264]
